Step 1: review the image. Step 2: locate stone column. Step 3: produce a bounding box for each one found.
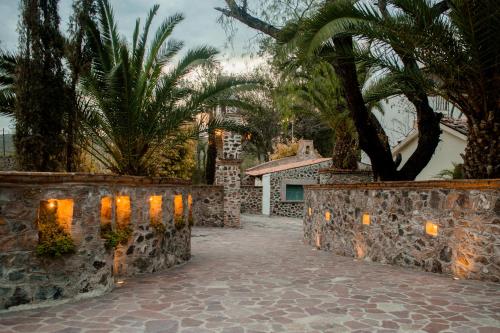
[215,159,242,227]
[215,113,243,227]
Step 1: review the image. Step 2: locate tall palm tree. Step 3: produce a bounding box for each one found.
[82,0,258,175]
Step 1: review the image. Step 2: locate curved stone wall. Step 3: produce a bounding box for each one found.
[304,179,500,282]
[0,173,192,311]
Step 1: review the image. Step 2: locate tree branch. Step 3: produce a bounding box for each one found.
[215,0,281,38]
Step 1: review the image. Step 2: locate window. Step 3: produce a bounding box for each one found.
[285,184,304,201]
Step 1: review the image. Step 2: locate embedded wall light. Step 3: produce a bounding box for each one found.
[425,221,438,237]
[362,213,371,225]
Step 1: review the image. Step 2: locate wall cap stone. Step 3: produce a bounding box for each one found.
[0,172,190,186]
[305,179,500,190]
[318,168,373,175]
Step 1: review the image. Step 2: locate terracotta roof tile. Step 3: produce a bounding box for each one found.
[246,158,331,176]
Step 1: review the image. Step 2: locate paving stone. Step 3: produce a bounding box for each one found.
[0,214,499,332]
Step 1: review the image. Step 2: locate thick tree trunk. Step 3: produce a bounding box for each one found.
[463,112,500,179]
[331,120,358,170]
[331,37,397,180]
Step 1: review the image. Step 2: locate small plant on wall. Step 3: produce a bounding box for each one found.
[101,225,133,250]
[35,200,76,258]
[100,196,133,249]
[149,196,166,234]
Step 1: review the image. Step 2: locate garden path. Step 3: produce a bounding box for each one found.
[0,214,499,332]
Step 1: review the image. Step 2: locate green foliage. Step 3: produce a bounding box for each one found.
[0,52,16,117]
[16,0,68,171]
[35,205,75,258]
[437,163,464,180]
[150,220,166,234]
[101,225,133,250]
[154,140,196,180]
[81,0,259,176]
[174,216,185,230]
[36,234,76,258]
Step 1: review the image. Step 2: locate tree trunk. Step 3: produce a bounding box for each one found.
[331,120,358,170]
[331,37,397,180]
[463,111,500,179]
[205,130,217,185]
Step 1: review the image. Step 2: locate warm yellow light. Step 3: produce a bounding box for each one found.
[425,221,438,237]
[174,194,183,219]
[116,196,131,229]
[308,207,312,216]
[46,199,74,234]
[149,195,162,224]
[325,211,331,221]
[362,213,371,225]
[215,129,223,137]
[100,197,113,233]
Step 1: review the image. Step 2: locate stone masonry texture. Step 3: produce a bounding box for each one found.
[191,186,224,227]
[270,160,332,218]
[304,179,500,282]
[240,185,262,214]
[319,169,373,185]
[0,172,191,311]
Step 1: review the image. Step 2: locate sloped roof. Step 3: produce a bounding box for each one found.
[392,117,467,156]
[246,158,331,176]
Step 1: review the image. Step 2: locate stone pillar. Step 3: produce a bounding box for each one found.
[215,159,242,227]
[215,113,243,227]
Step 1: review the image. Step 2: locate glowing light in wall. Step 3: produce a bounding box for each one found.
[149,195,163,225]
[425,221,438,237]
[116,196,131,229]
[100,197,113,234]
[325,211,331,222]
[46,199,74,234]
[174,194,183,219]
[362,213,371,226]
[308,207,312,216]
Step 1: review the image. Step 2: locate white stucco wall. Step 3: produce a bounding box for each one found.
[394,126,467,180]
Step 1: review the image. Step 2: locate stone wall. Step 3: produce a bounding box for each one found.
[0,172,192,311]
[319,169,373,185]
[241,186,262,214]
[191,185,224,227]
[270,160,331,218]
[304,179,500,282]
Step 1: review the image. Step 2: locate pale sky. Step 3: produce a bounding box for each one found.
[0,0,264,131]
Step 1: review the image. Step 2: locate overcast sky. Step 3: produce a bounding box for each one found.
[0,0,263,131]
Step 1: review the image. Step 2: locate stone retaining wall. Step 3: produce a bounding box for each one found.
[191,186,224,227]
[0,172,192,311]
[304,179,500,282]
[319,169,373,185]
[241,186,262,214]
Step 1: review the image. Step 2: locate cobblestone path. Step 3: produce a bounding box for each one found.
[1,214,499,333]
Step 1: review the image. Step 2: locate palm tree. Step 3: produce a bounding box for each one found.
[82,0,258,175]
[0,52,16,117]
[374,0,500,178]
[294,0,499,178]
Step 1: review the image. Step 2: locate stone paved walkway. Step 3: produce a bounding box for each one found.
[1,214,499,333]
